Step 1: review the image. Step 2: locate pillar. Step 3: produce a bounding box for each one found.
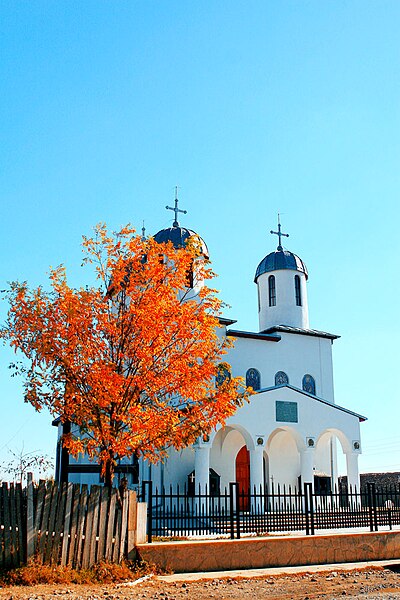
[194,442,210,513]
[250,444,264,513]
[300,448,315,488]
[346,452,360,492]
[250,446,264,492]
[300,448,315,512]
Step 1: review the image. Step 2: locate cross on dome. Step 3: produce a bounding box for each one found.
[166,186,187,227]
[270,214,289,251]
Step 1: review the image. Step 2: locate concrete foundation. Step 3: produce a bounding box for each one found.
[137,530,400,574]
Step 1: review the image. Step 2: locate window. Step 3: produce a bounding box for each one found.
[275,371,289,386]
[186,259,194,288]
[295,275,302,306]
[216,363,231,387]
[268,275,276,306]
[302,374,316,395]
[246,368,261,391]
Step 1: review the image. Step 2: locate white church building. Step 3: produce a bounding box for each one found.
[54,211,366,495]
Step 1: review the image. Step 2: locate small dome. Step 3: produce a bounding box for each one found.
[254,249,308,282]
[154,226,209,258]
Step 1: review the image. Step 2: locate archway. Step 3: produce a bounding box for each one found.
[235,445,250,510]
[210,425,253,492]
[315,428,352,492]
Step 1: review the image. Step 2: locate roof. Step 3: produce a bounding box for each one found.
[255,249,308,282]
[219,317,237,326]
[262,325,340,340]
[255,383,367,422]
[227,329,281,342]
[154,225,209,258]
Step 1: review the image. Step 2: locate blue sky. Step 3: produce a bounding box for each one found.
[0,1,399,476]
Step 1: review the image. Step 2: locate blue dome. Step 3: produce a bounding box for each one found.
[154,226,209,258]
[254,249,308,282]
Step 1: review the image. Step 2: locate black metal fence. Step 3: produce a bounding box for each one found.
[141,481,400,543]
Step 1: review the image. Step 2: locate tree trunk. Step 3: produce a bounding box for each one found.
[104,458,115,488]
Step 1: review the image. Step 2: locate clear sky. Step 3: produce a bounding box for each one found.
[0,1,399,477]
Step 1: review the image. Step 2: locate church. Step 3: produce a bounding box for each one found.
[54,206,366,495]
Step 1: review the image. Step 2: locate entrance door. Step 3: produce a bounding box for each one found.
[235,445,250,511]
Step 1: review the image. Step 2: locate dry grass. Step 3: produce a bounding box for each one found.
[0,558,157,587]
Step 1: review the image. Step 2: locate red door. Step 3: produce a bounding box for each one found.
[236,445,250,511]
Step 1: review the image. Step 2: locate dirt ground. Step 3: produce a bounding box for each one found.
[1,565,400,600]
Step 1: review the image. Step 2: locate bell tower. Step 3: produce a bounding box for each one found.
[255,217,309,332]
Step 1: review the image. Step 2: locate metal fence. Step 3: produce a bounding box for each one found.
[141,481,400,542]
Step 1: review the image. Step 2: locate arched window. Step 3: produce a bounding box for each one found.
[216,363,231,387]
[295,275,302,306]
[186,259,194,288]
[302,374,316,395]
[246,368,261,391]
[275,371,289,386]
[268,275,276,306]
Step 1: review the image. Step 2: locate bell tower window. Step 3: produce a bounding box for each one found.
[302,374,316,395]
[268,275,276,307]
[246,368,261,391]
[275,371,289,386]
[295,275,302,306]
[186,259,194,288]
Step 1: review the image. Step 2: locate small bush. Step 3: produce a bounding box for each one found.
[0,558,156,587]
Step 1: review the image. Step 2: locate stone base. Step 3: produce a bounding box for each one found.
[137,531,400,574]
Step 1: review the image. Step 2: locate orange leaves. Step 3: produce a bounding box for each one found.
[1,223,247,485]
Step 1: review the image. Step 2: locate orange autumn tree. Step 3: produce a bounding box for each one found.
[1,224,246,486]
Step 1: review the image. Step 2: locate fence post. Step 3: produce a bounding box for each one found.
[309,483,315,535]
[229,483,235,539]
[142,480,153,543]
[126,490,137,559]
[304,483,314,536]
[26,472,35,561]
[304,482,309,535]
[388,507,393,531]
[367,482,378,532]
[372,483,378,532]
[235,482,241,540]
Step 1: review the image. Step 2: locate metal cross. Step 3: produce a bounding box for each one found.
[166,186,187,227]
[270,213,289,250]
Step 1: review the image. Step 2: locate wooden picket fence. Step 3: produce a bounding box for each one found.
[0,482,25,569]
[0,478,139,570]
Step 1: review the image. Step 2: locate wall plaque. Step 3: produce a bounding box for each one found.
[276,401,298,423]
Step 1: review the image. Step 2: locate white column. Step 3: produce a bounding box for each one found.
[250,445,264,513]
[194,443,210,513]
[300,448,315,489]
[346,452,360,492]
[300,448,315,513]
[250,446,264,492]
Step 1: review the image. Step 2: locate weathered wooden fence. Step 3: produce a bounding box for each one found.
[0,477,143,570]
[0,482,25,568]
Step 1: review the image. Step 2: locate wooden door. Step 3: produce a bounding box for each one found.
[235,445,250,511]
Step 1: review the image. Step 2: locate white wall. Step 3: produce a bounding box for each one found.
[226,332,335,403]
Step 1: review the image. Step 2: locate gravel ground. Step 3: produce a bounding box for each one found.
[1,566,400,599]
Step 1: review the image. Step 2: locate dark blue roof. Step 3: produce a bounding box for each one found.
[254,249,308,282]
[154,226,209,258]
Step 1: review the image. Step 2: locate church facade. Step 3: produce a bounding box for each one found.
[54,214,366,494]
